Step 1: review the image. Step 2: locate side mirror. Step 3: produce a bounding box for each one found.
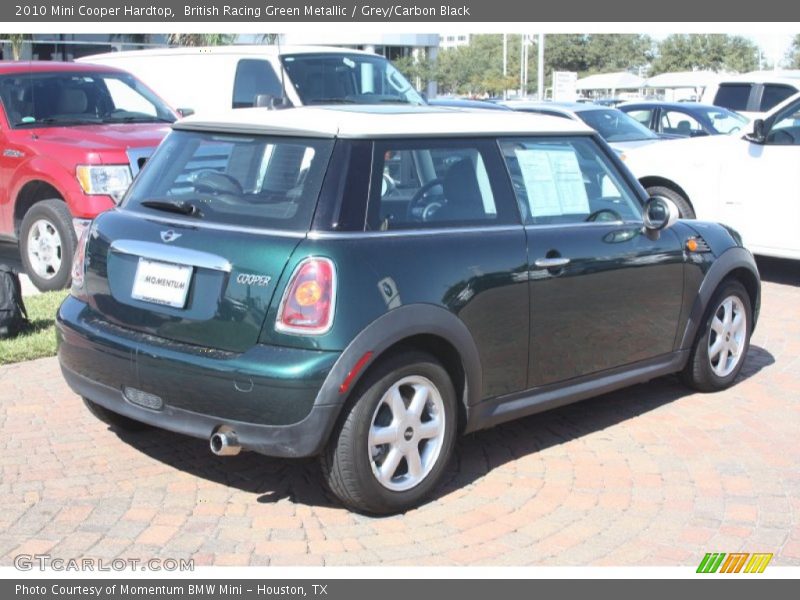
[642,196,679,239]
[746,118,766,143]
[176,107,195,118]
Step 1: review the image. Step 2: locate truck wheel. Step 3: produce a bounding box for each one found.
[83,398,150,432]
[19,199,76,291]
[321,351,457,514]
[680,280,752,392]
[644,185,695,219]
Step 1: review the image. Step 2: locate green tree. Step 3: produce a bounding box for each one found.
[651,34,758,74]
[787,34,800,69]
[1,34,31,60]
[167,33,235,47]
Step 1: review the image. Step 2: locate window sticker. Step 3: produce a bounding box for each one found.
[515,147,589,218]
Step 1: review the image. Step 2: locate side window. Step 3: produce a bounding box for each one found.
[714,84,752,111]
[499,136,642,226]
[626,108,653,128]
[232,59,283,108]
[367,139,516,230]
[760,84,797,112]
[661,110,703,136]
[766,104,800,146]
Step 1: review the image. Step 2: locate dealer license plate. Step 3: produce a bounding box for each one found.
[131,258,193,308]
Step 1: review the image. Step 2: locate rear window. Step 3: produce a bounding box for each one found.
[714,84,752,111]
[232,59,284,108]
[124,130,334,231]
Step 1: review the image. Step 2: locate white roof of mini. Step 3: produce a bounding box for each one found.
[79,45,380,61]
[174,105,594,138]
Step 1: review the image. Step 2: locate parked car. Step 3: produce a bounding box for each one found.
[499,100,675,153]
[624,92,800,259]
[700,71,800,120]
[78,45,425,115]
[0,61,176,290]
[57,105,760,513]
[619,101,749,137]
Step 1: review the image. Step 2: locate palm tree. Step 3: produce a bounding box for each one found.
[1,34,31,60]
[166,34,234,47]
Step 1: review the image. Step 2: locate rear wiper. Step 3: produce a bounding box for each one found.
[140,200,202,218]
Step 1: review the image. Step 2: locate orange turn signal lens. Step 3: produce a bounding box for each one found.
[686,239,699,252]
[294,280,323,306]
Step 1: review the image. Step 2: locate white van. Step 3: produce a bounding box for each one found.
[701,71,800,120]
[77,45,424,115]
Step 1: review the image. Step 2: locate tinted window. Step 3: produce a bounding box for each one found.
[760,84,797,112]
[576,109,658,141]
[714,84,752,111]
[367,139,514,230]
[125,131,334,231]
[281,53,424,105]
[0,71,175,128]
[766,103,800,145]
[499,136,642,225]
[624,108,653,127]
[232,59,284,108]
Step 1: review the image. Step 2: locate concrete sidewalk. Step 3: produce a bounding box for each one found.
[0,265,798,567]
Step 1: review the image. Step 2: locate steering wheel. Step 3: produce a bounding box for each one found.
[406,177,445,222]
[189,170,243,196]
[585,208,623,223]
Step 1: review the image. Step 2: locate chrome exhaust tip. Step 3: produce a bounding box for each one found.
[210,430,241,456]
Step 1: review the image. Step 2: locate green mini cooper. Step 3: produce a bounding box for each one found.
[57,106,761,513]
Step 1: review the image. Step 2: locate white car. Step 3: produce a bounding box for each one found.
[625,92,800,260]
[77,45,424,115]
[701,71,800,120]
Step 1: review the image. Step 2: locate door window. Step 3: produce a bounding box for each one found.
[766,104,800,146]
[499,136,642,225]
[232,59,284,108]
[625,108,653,128]
[368,139,514,230]
[660,110,703,136]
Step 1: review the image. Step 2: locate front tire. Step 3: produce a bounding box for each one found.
[321,351,457,514]
[644,185,695,219]
[680,280,752,392]
[19,199,76,291]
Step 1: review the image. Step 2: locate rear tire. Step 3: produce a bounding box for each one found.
[680,280,752,392]
[83,398,150,432]
[321,351,457,514]
[19,199,76,291]
[645,185,695,219]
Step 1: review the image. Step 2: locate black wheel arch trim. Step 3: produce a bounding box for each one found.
[678,246,761,352]
[313,304,482,413]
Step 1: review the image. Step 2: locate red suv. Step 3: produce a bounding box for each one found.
[0,61,175,290]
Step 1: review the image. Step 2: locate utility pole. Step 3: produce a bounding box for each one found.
[537,33,545,100]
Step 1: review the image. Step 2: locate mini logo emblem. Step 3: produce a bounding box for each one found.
[160,230,181,243]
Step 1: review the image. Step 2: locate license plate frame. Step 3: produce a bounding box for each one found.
[131,258,193,308]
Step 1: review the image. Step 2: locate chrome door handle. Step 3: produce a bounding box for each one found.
[534,257,570,269]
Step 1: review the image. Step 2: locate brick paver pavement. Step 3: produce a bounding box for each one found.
[1,258,798,567]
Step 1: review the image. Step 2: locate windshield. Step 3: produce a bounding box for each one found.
[124,130,334,231]
[281,53,425,106]
[577,108,659,142]
[702,107,749,134]
[0,71,176,128]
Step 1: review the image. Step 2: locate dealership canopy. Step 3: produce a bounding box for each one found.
[645,71,717,89]
[575,72,645,94]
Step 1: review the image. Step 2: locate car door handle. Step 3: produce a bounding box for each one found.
[534,257,570,269]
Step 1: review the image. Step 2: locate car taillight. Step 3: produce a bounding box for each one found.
[70,224,91,292]
[275,257,336,335]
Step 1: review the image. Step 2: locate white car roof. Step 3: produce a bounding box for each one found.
[174,105,594,139]
[714,70,800,84]
[78,45,381,62]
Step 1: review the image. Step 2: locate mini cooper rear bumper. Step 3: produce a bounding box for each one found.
[56,296,342,458]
